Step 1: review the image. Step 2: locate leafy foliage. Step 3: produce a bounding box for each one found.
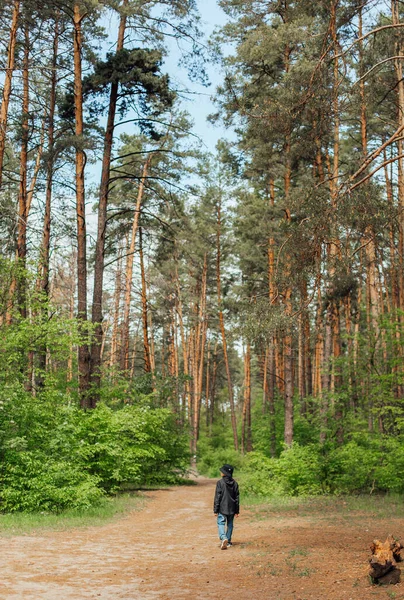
[0,385,189,512]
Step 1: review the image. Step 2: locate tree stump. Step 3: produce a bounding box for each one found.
[369,535,403,585]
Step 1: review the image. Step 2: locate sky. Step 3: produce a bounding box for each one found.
[166,0,230,153]
[99,0,231,153]
[85,0,232,230]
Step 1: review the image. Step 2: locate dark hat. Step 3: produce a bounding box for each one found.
[220,464,234,477]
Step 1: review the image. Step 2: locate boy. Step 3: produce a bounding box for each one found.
[213,464,239,550]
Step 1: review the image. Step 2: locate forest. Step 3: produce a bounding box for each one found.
[1,0,404,513]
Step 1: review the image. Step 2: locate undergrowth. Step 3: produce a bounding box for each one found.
[0,492,146,536]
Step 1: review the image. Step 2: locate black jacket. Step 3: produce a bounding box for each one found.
[213,476,240,515]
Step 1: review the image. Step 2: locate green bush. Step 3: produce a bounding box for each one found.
[238,451,285,497]
[326,440,379,493]
[277,444,324,496]
[197,447,244,478]
[238,445,324,497]
[2,454,103,512]
[326,435,404,494]
[0,384,189,512]
[75,403,189,491]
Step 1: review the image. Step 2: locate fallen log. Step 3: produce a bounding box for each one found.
[369,535,403,585]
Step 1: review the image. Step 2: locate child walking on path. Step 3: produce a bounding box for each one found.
[213,464,239,550]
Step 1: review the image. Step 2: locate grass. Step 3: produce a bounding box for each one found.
[0,476,194,537]
[0,492,146,536]
[243,492,404,520]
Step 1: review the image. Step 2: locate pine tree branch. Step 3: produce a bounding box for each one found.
[334,23,404,60]
[354,56,404,85]
[348,153,404,193]
[345,123,404,186]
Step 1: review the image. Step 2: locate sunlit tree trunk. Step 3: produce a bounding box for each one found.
[17,24,29,319]
[139,226,152,373]
[392,0,404,313]
[175,261,190,420]
[283,134,294,447]
[0,0,20,189]
[391,0,404,398]
[205,341,211,427]
[90,1,128,399]
[40,20,58,298]
[120,155,152,371]
[217,197,238,450]
[266,176,277,453]
[384,148,398,311]
[110,247,123,371]
[191,255,207,457]
[26,114,45,219]
[73,4,91,406]
[241,342,252,453]
[67,251,76,385]
[313,286,323,398]
[359,7,379,343]
[320,0,343,442]
[208,341,218,432]
[36,20,59,380]
[282,27,294,446]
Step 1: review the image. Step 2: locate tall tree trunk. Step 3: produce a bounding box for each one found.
[384,147,398,311]
[359,7,379,342]
[90,1,128,400]
[67,251,76,385]
[191,255,208,457]
[110,247,123,371]
[393,0,404,313]
[17,24,29,319]
[267,176,277,453]
[175,260,190,420]
[26,113,46,218]
[283,136,294,447]
[304,311,312,397]
[120,155,152,371]
[313,285,323,398]
[392,0,404,397]
[37,20,59,379]
[40,20,58,297]
[209,341,218,432]
[320,309,332,444]
[241,343,252,454]
[73,4,90,407]
[282,30,294,446]
[139,226,152,373]
[217,197,238,450]
[268,344,277,456]
[149,309,156,374]
[205,342,211,427]
[320,0,343,442]
[298,312,305,407]
[0,0,20,189]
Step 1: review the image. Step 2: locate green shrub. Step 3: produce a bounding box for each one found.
[239,445,324,497]
[2,454,103,512]
[75,404,189,491]
[326,435,404,494]
[0,383,189,512]
[238,451,285,497]
[326,440,379,493]
[197,447,244,478]
[277,444,324,496]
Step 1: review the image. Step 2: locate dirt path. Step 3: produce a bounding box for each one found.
[0,478,403,599]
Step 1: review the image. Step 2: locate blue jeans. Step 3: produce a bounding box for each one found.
[217,513,234,542]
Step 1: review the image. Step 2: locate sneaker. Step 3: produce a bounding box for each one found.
[221,539,228,550]
[227,542,233,547]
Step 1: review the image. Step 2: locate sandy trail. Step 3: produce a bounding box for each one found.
[0,478,403,599]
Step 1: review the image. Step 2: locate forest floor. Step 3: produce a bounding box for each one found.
[1,477,404,599]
